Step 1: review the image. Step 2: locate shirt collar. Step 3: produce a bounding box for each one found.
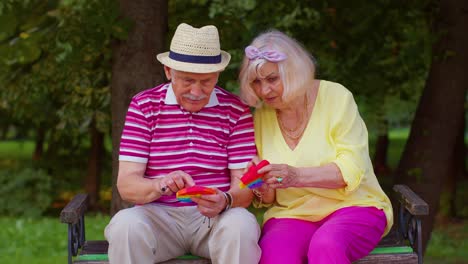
[164,83,219,108]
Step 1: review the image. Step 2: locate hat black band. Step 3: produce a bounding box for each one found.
[169,51,222,64]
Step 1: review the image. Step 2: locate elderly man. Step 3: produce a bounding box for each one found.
[104,23,261,264]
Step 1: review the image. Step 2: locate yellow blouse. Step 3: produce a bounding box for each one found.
[254,80,393,235]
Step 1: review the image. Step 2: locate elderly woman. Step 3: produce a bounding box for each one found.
[239,30,393,264]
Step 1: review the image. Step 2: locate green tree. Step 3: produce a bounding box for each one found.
[395,0,468,251]
[0,0,124,210]
[110,0,168,214]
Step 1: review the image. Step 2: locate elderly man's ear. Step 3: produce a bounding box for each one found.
[164,66,172,81]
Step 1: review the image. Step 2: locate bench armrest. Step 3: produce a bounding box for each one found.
[60,193,89,264]
[393,185,429,216]
[392,184,428,264]
[60,193,89,224]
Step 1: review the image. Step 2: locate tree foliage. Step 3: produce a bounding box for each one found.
[1,0,433,157]
[0,0,126,191]
[169,0,431,133]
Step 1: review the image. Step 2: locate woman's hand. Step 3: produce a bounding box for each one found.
[259,163,300,189]
[191,189,227,218]
[245,156,262,172]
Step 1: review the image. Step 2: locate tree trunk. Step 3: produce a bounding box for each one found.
[32,124,45,161]
[439,115,464,220]
[450,114,466,217]
[110,0,168,215]
[373,122,390,176]
[85,118,104,211]
[395,0,468,253]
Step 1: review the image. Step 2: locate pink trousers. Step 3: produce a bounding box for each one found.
[259,206,387,264]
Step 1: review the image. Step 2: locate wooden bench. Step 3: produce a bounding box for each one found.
[60,184,428,264]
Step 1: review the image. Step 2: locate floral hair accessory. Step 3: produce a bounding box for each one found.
[245,46,287,62]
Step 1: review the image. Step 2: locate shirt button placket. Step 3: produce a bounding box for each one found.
[189,113,193,146]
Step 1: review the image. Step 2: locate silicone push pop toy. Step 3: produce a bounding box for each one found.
[239,160,270,189]
[176,186,217,202]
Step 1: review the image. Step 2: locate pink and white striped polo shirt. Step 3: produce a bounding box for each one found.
[119,83,257,206]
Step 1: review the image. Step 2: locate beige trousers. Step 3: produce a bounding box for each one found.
[104,204,261,264]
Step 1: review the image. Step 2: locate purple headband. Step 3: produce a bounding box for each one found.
[245,46,287,62]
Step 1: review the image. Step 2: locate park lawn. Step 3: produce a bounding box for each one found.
[0,140,34,159]
[0,140,34,169]
[0,214,109,264]
[425,220,468,263]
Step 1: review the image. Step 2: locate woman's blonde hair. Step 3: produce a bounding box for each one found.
[239,30,316,107]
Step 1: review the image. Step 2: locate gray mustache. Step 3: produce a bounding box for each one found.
[183,94,208,100]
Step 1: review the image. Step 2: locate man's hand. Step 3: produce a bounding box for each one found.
[159,170,195,195]
[191,189,227,218]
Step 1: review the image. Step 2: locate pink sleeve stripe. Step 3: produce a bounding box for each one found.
[148,152,227,160]
[121,138,150,147]
[149,141,226,150]
[121,128,152,136]
[123,119,152,129]
[121,132,152,142]
[148,157,228,168]
[120,145,150,154]
[119,151,150,158]
[149,153,227,161]
[229,131,255,141]
[228,146,257,156]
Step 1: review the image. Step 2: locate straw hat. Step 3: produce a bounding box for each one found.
[157,23,231,73]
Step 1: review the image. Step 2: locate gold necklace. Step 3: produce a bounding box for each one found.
[278,118,306,139]
[276,95,309,140]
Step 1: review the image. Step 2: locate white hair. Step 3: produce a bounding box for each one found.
[239,30,316,107]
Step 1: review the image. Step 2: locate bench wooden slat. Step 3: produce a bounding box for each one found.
[78,226,407,256]
[75,260,211,264]
[75,256,210,264]
[73,260,109,264]
[81,241,109,255]
[354,253,418,264]
[78,241,211,263]
[76,253,418,264]
[75,238,417,264]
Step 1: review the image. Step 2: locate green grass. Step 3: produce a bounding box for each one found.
[388,127,410,139]
[0,140,34,169]
[425,221,468,264]
[0,214,109,264]
[0,140,34,159]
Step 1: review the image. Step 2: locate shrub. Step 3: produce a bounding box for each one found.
[0,167,52,217]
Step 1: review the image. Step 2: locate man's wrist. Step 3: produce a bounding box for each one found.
[221,192,233,213]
